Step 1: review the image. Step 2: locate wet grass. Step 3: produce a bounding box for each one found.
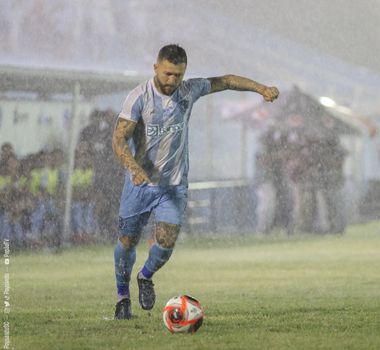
[8,220,380,349]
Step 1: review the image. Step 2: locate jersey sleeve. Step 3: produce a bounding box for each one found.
[118,89,143,122]
[186,78,212,101]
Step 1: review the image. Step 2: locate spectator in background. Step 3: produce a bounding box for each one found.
[268,132,294,234]
[29,150,63,245]
[290,138,320,233]
[254,130,294,234]
[43,149,65,246]
[1,151,33,247]
[288,136,348,234]
[318,138,347,233]
[0,143,16,167]
[78,109,124,240]
[29,151,47,238]
[18,153,40,247]
[50,149,67,228]
[71,142,98,243]
[0,144,15,241]
[13,160,35,246]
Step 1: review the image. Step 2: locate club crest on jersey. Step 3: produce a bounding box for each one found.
[147,122,185,137]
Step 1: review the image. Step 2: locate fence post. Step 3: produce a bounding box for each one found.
[63,82,81,243]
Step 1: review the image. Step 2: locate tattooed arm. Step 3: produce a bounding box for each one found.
[112,118,151,185]
[208,75,279,102]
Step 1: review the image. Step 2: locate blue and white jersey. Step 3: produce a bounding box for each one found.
[119,78,211,186]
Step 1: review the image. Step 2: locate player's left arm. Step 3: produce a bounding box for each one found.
[207,75,279,102]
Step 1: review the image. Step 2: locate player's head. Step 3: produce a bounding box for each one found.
[1,143,15,160]
[157,44,187,65]
[154,44,187,96]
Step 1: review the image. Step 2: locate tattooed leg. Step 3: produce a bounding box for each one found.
[140,222,181,279]
[119,235,140,248]
[155,222,181,248]
[114,234,141,300]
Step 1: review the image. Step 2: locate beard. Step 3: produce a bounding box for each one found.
[154,77,177,96]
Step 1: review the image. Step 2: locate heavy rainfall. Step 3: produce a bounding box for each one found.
[1,1,379,246]
[1,1,380,349]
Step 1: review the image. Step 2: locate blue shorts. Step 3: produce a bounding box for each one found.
[118,177,188,236]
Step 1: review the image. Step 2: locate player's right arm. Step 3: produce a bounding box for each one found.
[112,118,151,185]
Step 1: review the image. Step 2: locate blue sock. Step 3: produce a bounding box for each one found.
[141,265,153,279]
[141,243,173,279]
[114,240,136,299]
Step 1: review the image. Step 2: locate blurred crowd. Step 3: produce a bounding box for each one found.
[0,109,124,248]
[254,129,348,234]
[0,107,351,249]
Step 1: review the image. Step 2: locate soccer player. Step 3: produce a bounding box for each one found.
[112,44,279,319]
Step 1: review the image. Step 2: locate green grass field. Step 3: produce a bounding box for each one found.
[8,221,380,350]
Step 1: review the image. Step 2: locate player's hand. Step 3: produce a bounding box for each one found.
[131,167,151,186]
[262,86,279,102]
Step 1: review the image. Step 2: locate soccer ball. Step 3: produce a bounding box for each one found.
[163,295,204,333]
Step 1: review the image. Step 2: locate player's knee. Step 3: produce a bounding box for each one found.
[155,222,180,248]
[118,235,139,248]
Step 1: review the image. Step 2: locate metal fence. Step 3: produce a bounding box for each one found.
[184,180,256,235]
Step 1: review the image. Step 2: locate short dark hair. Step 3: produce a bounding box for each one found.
[157,44,187,65]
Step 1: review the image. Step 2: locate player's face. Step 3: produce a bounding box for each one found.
[154,59,186,96]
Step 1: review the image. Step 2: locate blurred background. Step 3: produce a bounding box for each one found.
[0,0,379,248]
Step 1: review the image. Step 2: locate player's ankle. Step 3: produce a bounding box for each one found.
[139,266,153,280]
[118,294,130,301]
